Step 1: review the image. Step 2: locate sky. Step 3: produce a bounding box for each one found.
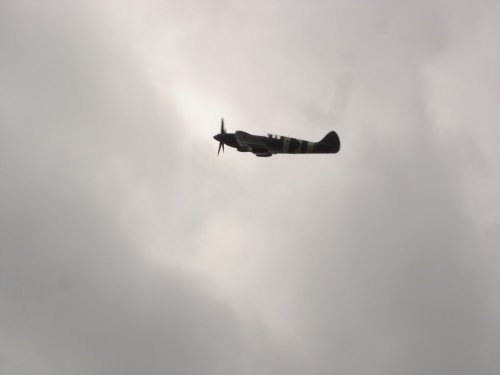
[1,1,500,374]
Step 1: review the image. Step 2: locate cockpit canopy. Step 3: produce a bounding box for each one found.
[267,133,281,139]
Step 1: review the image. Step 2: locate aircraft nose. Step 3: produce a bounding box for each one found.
[214,134,221,141]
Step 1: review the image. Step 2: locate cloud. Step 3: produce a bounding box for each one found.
[0,3,303,374]
[1,1,500,374]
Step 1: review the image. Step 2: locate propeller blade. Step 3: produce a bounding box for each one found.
[217,118,226,156]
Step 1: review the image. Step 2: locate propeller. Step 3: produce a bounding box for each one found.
[217,118,225,156]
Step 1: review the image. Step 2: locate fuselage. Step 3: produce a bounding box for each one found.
[214,131,340,155]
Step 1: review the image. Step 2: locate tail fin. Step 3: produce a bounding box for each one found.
[319,131,341,153]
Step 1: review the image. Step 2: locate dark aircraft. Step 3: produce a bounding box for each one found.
[213,118,340,157]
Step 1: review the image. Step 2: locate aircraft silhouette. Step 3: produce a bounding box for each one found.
[213,119,340,157]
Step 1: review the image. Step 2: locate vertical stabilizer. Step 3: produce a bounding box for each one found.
[318,131,340,153]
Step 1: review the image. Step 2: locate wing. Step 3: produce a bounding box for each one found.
[235,131,273,157]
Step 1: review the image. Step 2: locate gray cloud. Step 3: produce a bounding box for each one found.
[2,1,500,374]
[0,3,303,374]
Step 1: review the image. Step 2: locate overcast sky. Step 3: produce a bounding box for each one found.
[1,1,500,374]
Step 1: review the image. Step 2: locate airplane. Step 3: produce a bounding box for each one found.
[213,118,340,157]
